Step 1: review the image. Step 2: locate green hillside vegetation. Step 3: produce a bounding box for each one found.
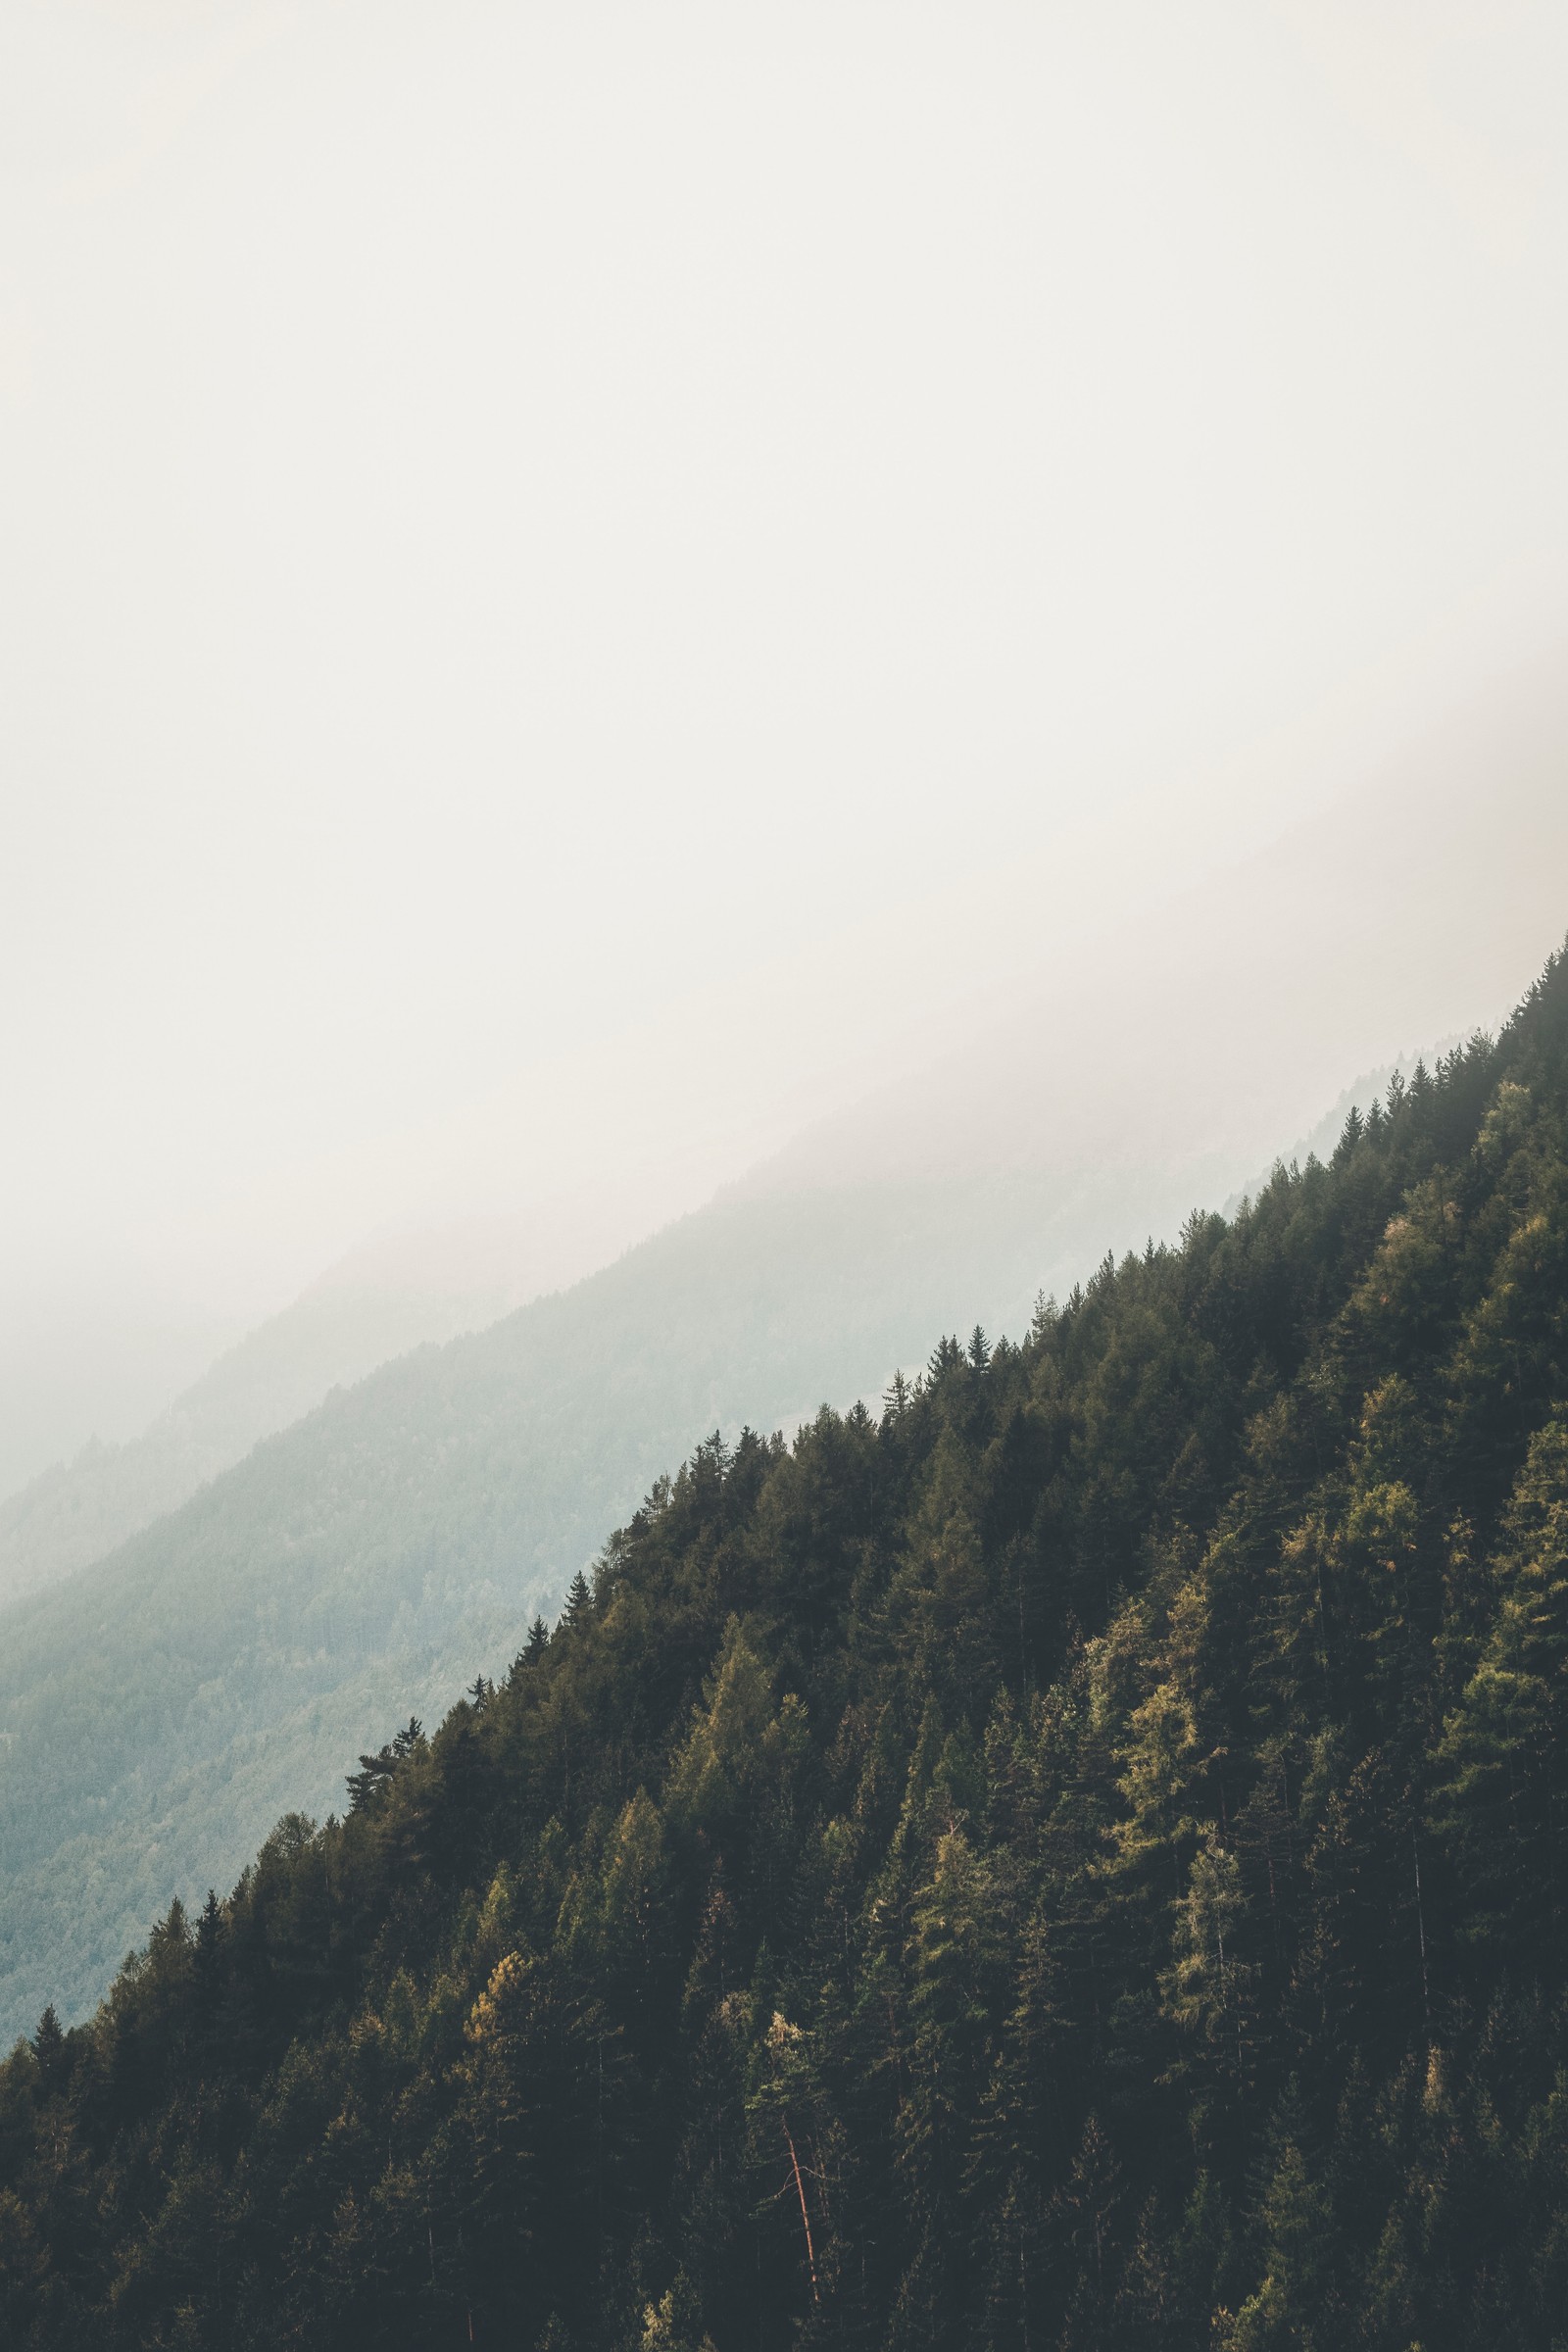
[0,1164,1146,2045]
[4,951,1568,2346]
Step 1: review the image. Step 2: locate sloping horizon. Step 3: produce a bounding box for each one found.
[5,639,1564,1600]
[8,0,1568,1494]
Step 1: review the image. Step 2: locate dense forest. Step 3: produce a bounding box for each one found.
[0,1152,1211,2047]
[5,948,1568,2348]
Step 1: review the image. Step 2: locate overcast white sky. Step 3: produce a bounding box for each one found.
[3,0,1568,1478]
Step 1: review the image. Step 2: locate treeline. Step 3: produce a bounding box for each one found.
[4,951,1568,2348]
[0,1150,1107,2048]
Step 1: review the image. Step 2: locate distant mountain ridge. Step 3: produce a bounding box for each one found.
[0,1215,615,1608]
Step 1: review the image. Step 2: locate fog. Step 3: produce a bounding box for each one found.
[4,0,1568,1494]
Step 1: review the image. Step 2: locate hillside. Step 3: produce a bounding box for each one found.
[3,949,1567,2347]
[0,870,1550,2051]
[0,1161,1218,2046]
[0,1213,617,1608]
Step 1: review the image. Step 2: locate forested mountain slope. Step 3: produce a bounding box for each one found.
[5,951,1568,2348]
[0,1162,1174,2046]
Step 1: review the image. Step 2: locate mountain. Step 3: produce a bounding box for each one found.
[0,1161,1239,2048]
[0,1276,251,1513]
[0,1212,613,1608]
[1,666,1565,2049]
[5,948,1568,2348]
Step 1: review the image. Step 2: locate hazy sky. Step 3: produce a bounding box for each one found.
[4,0,1568,1473]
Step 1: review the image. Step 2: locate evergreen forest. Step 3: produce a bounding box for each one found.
[7,949,1568,2348]
[0,1156,1119,2047]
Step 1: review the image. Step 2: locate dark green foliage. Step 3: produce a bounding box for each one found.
[0,1157,1206,2044]
[6,952,1568,2347]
